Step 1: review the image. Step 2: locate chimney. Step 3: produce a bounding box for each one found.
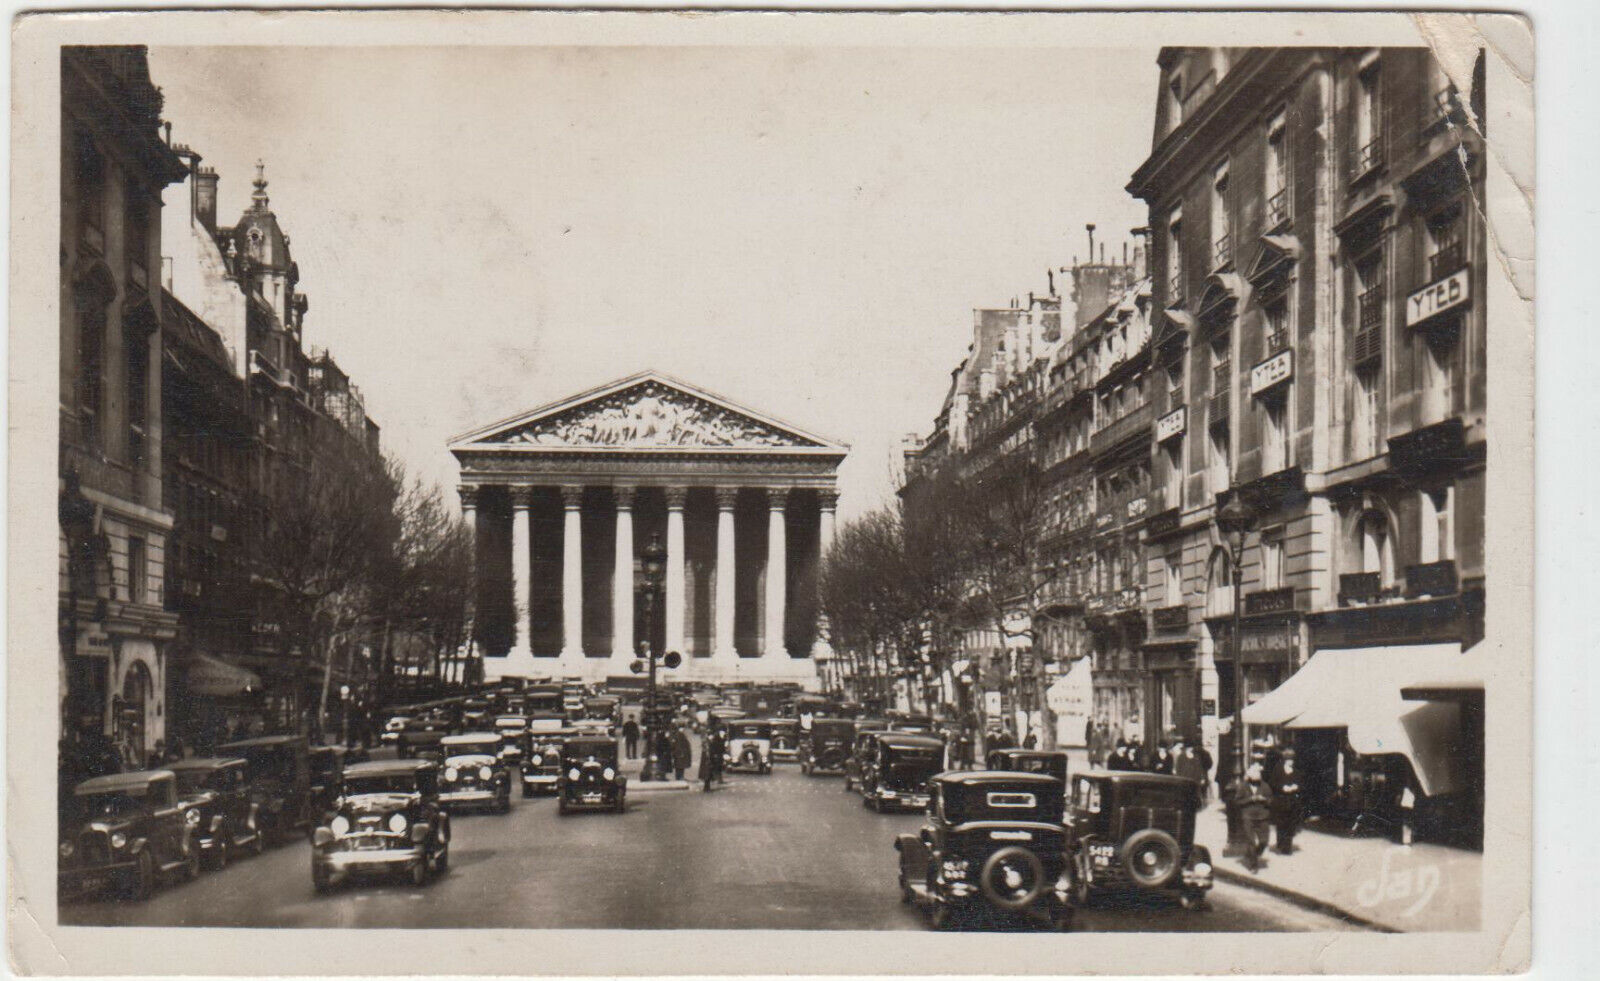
[1086,223,1097,264]
[195,166,219,236]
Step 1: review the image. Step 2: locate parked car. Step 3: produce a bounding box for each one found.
[861,732,946,812]
[1064,771,1213,910]
[169,757,267,870]
[397,728,447,763]
[987,749,1071,785]
[895,771,1075,931]
[59,770,199,901]
[438,732,513,813]
[799,718,856,776]
[842,728,891,792]
[556,735,626,815]
[380,715,412,746]
[493,716,528,766]
[767,719,800,762]
[311,759,450,892]
[520,724,572,797]
[890,714,937,734]
[218,734,311,844]
[724,720,774,774]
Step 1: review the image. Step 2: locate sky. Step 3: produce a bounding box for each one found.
[149,45,1157,521]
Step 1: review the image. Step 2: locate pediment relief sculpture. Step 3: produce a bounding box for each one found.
[495,382,814,449]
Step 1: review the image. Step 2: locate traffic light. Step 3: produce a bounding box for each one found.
[629,660,644,675]
[663,651,682,669]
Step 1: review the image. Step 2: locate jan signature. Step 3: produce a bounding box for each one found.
[1355,848,1440,918]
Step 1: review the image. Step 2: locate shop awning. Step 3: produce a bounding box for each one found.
[186,653,262,698]
[1242,644,1471,796]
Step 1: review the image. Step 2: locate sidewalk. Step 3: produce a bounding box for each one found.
[1194,803,1481,932]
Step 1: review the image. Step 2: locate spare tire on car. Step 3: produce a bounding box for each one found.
[1121,828,1181,889]
[979,846,1046,911]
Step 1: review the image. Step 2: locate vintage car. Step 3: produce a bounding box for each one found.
[397,728,448,763]
[890,714,937,734]
[437,733,513,813]
[724,720,774,774]
[842,728,891,792]
[311,759,450,891]
[460,699,491,730]
[799,718,856,776]
[379,715,412,746]
[987,749,1071,785]
[218,734,312,844]
[493,715,528,765]
[895,771,1074,930]
[520,725,574,797]
[308,745,349,821]
[769,719,800,762]
[556,735,627,815]
[59,770,199,901]
[860,733,946,812]
[169,757,267,869]
[1064,771,1212,909]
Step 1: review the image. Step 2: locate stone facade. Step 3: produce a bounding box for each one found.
[451,371,846,687]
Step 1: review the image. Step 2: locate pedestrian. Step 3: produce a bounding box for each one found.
[1152,741,1174,775]
[671,725,693,782]
[622,718,640,759]
[699,730,716,791]
[1084,717,1095,757]
[1106,740,1127,771]
[1268,747,1303,855]
[1235,762,1274,873]
[1126,737,1146,771]
[1023,727,1039,750]
[707,726,727,784]
[1174,739,1202,786]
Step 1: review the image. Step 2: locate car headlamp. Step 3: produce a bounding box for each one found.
[531,754,543,766]
[388,813,408,834]
[478,766,493,781]
[444,767,459,781]
[568,768,580,781]
[330,815,351,836]
[185,808,201,827]
[110,832,127,850]
[59,840,74,858]
[1193,861,1212,877]
[603,767,616,781]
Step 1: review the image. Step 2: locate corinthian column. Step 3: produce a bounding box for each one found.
[560,485,584,661]
[665,487,687,657]
[764,488,788,658]
[509,487,532,660]
[611,486,635,659]
[813,489,838,662]
[714,487,738,660]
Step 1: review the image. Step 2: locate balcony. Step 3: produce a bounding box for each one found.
[1168,270,1185,307]
[1404,560,1459,599]
[1151,605,1189,633]
[1352,134,1385,180]
[1090,402,1153,457]
[1337,572,1402,607]
[1266,187,1290,228]
[1388,417,1468,475]
[1429,241,1465,280]
[1213,231,1233,270]
[1266,328,1289,356]
[1243,586,1299,616]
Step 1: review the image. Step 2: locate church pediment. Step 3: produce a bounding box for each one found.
[452,372,844,453]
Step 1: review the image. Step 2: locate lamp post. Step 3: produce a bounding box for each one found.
[1216,493,1256,852]
[633,533,681,781]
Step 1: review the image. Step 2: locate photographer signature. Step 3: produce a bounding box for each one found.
[1355,848,1440,918]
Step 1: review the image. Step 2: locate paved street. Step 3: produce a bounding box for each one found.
[63,757,1365,932]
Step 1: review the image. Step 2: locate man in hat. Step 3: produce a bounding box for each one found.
[1268,746,1303,854]
[1234,760,1275,873]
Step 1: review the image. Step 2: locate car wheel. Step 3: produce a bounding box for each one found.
[1179,889,1206,911]
[496,791,511,814]
[312,863,333,894]
[410,859,428,887]
[181,836,201,882]
[1121,829,1182,890]
[207,836,230,873]
[899,875,914,904]
[557,798,569,816]
[434,842,450,873]
[522,787,535,799]
[125,849,156,902]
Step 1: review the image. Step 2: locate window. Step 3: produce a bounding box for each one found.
[1428,205,1465,282]
[1204,548,1234,617]
[1261,393,1289,473]
[74,283,109,448]
[1358,511,1395,586]
[1353,364,1381,459]
[1211,160,1232,269]
[1208,421,1231,495]
[1259,529,1284,590]
[1167,212,1184,303]
[1162,440,1183,509]
[127,537,147,605]
[1167,357,1185,398]
[1265,295,1290,354]
[1168,72,1185,125]
[1165,551,1183,606]
[1354,55,1383,176]
[1265,110,1289,226]
[1422,328,1457,425]
[1419,487,1455,564]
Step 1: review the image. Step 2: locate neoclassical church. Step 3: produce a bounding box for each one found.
[450,371,847,686]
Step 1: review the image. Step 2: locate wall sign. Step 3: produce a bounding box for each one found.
[1156,406,1186,442]
[1250,349,1294,396]
[1405,269,1471,326]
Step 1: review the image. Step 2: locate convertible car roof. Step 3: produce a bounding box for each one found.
[75,770,175,793]
[345,759,435,778]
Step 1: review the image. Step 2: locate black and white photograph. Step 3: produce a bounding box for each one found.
[9,10,1535,976]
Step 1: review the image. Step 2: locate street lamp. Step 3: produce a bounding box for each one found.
[1216,493,1256,851]
[633,533,681,781]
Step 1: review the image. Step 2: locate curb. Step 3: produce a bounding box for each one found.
[1211,865,1399,933]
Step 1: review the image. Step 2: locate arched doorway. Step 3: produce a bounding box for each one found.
[117,659,153,769]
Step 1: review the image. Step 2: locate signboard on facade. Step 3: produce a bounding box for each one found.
[1156,406,1186,442]
[1405,269,1470,326]
[1250,349,1294,395]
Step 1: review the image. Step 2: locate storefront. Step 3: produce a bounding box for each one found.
[1207,612,1302,778]
[1140,642,1200,746]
